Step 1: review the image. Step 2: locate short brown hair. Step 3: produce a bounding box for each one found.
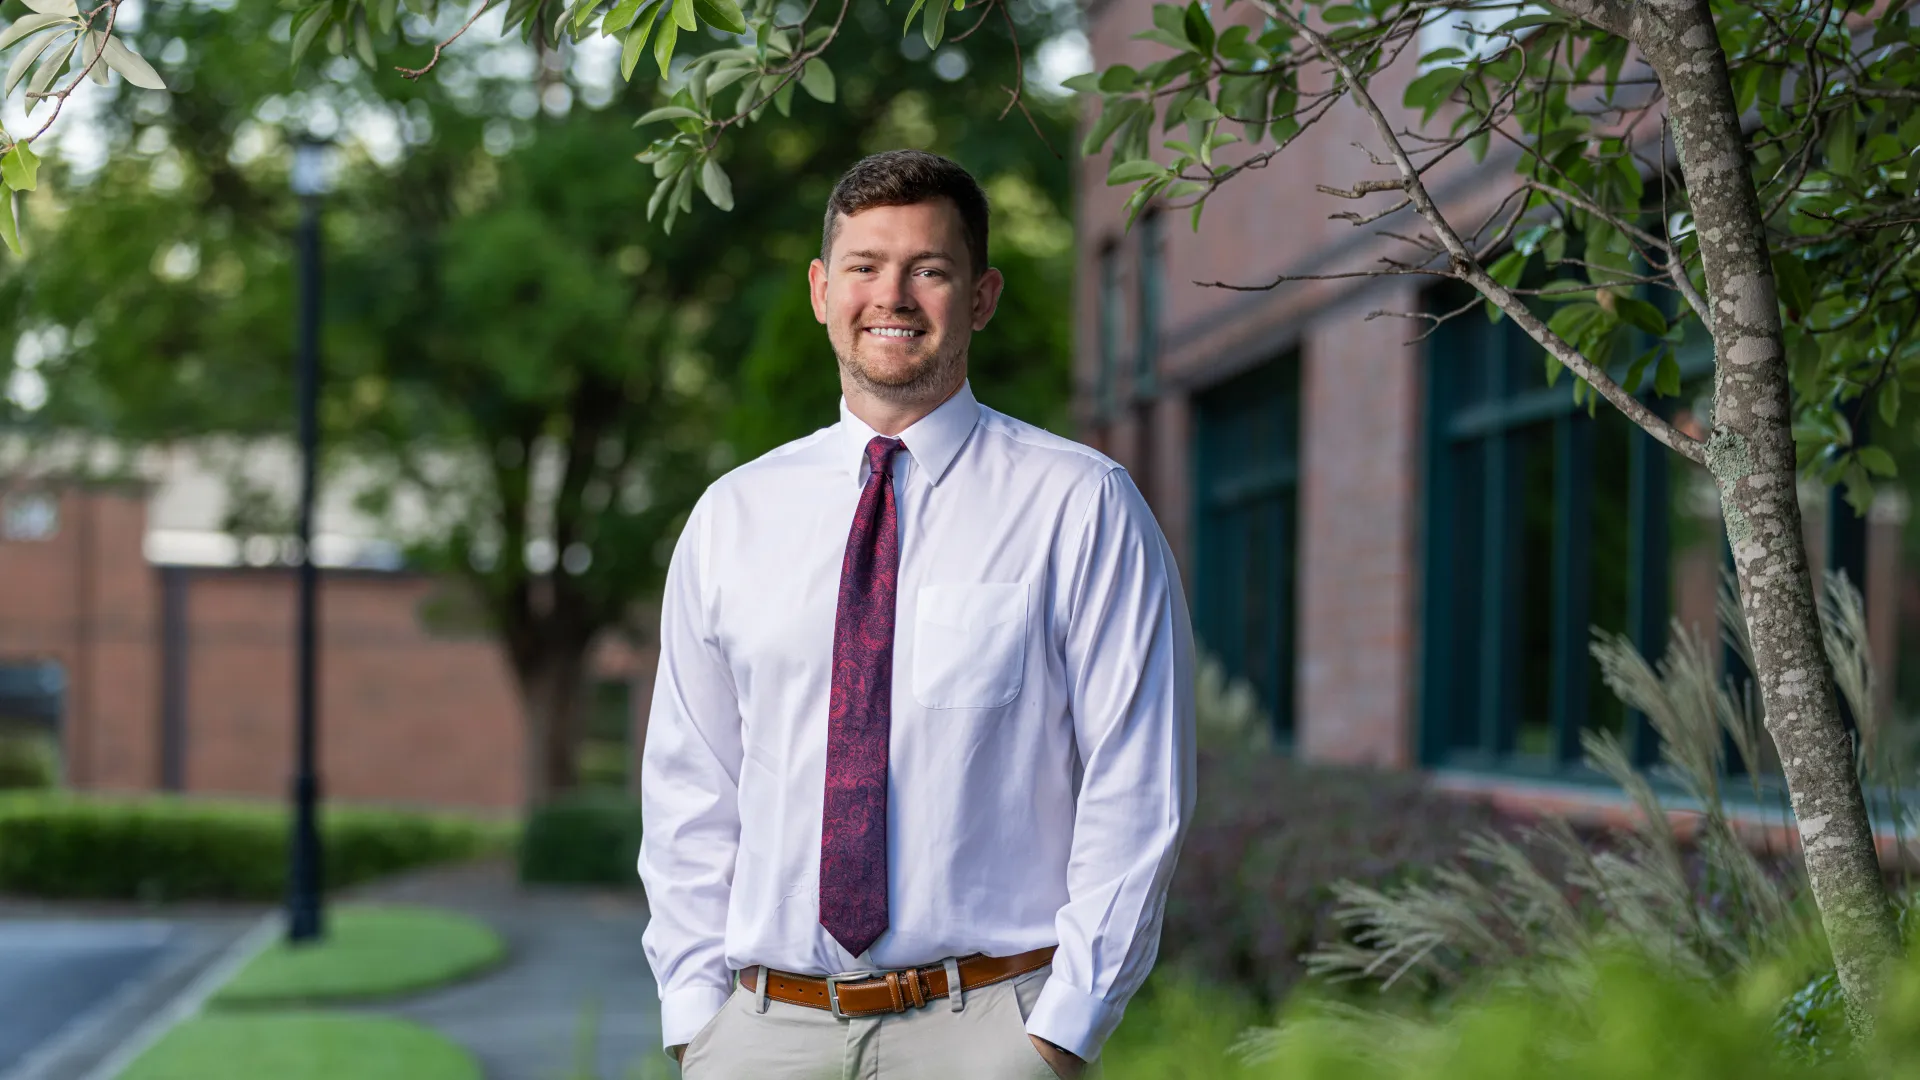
[821,150,990,278]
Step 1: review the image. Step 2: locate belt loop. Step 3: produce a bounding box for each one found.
[944,957,964,1013]
[754,966,770,1014]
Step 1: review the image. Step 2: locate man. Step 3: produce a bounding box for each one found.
[639,149,1195,1079]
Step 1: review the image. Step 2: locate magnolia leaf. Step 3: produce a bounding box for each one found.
[26,34,77,100]
[700,157,733,210]
[102,34,166,89]
[602,0,648,35]
[799,57,834,102]
[0,12,70,53]
[653,14,679,74]
[921,0,949,50]
[635,104,701,125]
[1106,158,1164,185]
[0,142,40,192]
[1858,446,1897,479]
[0,187,19,255]
[691,0,747,35]
[5,28,65,97]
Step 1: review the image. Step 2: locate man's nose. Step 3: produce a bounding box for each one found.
[871,271,917,311]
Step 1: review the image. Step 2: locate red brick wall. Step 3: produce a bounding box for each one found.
[1,481,658,811]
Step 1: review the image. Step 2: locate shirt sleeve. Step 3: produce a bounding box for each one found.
[638,495,745,1050]
[1025,467,1198,1060]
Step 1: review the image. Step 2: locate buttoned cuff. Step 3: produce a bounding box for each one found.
[1024,976,1124,1062]
[660,983,734,1052]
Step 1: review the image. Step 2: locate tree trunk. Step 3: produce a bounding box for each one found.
[515,644,591,806]
[1631,0,1901,1033]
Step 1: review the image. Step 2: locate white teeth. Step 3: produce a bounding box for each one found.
[866,328,921,338]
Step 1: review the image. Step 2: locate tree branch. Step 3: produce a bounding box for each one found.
[1249,0,1707,466]
[398,0,498,80]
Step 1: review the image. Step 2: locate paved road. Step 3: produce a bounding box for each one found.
[0,922,171,1075]
[0,913,258,1080]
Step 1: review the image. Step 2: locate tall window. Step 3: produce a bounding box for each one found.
[1193,356,1300,744]
[1134,212,1163,398]
[1418,285,1716,773]
[1095,242,1122,424]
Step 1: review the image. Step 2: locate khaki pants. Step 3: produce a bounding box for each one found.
[680,965,1090,1080]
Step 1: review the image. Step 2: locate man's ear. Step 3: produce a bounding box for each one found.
[971,267,1005,332]
[808,258,829,325]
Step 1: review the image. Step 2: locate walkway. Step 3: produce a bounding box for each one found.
[348,859,662,1080]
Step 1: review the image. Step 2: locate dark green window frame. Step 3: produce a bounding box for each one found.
[1095,242,1121,424]
[1192,355,1300,746]
[1417,288,1713,776]
[1134,211,1163,400]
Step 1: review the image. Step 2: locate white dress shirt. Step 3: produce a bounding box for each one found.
[638,381,1196,1060]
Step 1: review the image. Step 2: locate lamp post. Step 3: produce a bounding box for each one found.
[287,137,333,944]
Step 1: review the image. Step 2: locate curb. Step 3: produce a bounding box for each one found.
[72,914,280,1080]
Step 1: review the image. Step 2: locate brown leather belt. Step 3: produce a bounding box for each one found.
[738,946,1055,1019]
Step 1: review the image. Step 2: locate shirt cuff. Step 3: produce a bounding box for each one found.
[1025,976,1125,1062]
[660,983,734,1052]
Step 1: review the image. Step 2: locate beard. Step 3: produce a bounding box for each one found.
[832,324,969,406]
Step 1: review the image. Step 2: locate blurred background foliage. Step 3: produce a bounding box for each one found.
[0,0,1078,795]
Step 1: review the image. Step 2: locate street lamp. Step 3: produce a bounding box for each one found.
[287,136,333,944]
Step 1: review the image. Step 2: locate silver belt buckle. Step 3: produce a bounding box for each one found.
[825,970,876,1019]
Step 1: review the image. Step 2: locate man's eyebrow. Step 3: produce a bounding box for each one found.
[839,249,957,263]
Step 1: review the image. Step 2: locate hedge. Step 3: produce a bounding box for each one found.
[0,794,515,901]
[516,789,643,887]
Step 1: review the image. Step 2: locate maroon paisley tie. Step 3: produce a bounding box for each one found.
[819,435,903,958]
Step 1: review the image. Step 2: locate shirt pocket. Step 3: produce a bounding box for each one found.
[911,583,1030,710]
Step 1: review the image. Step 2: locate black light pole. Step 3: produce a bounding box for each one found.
[287,137,333,944]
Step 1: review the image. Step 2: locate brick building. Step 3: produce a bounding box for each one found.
[0,445,653,811]
[1072,5,1911,789]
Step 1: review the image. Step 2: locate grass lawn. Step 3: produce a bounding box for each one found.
[119,1013,477,1080]
[214,904,505,1006]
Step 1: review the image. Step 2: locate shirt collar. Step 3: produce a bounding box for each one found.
[836,381,981,488]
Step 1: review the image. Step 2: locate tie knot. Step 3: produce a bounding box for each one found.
[865,437,903,479]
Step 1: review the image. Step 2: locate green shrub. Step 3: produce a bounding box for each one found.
[0,795,514,901]
[0,734,56,790]
[517,790,643,887]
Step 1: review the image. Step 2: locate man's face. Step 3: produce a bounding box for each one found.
[809,199,1003,405]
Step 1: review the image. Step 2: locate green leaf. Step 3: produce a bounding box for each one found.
[636,104,701,124]
[647,166,678,221]
[1858,446,1897,478]
[671,0,697,31]
[1082,97,1144,156]
[1655,352,1681,397]
[1878,381,1900,427]
[1487,249,1526,288]
[289,4,330,64]
[1097,64,1138,93]
[1624,346,1657,393]
[1060,71,1101,93]
[653,15,679,73]
[1403,67,1463,123]
[1151,2,1185,38]
[1182,0,1213,54]
[900,0,926,37]
[1132,27,1196,52]
[1771,250,1812,318]
[700,157,734,210]
[4,27,65,98]
[602,0,648,35]
[353,13,377,69]
[691,0,747,33]
[1824,104,1856,177]
[1181,96,1221,124]
[0,12,69,53]
[1106,158,1165,185]
[1321,4,1363,22]
[620,15,656,79]
[0,186,18,255]
[773,77,794,116]
[800,57,834,102]
[921,0,950,49]
[1612,296,1667,337]
[0,142,40,192]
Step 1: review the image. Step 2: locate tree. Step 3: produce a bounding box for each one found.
[0,0,1073,802]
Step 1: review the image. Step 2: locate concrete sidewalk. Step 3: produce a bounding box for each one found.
[348,859,662,1080]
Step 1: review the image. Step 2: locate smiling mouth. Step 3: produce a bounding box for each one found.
[863,327,926,339]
